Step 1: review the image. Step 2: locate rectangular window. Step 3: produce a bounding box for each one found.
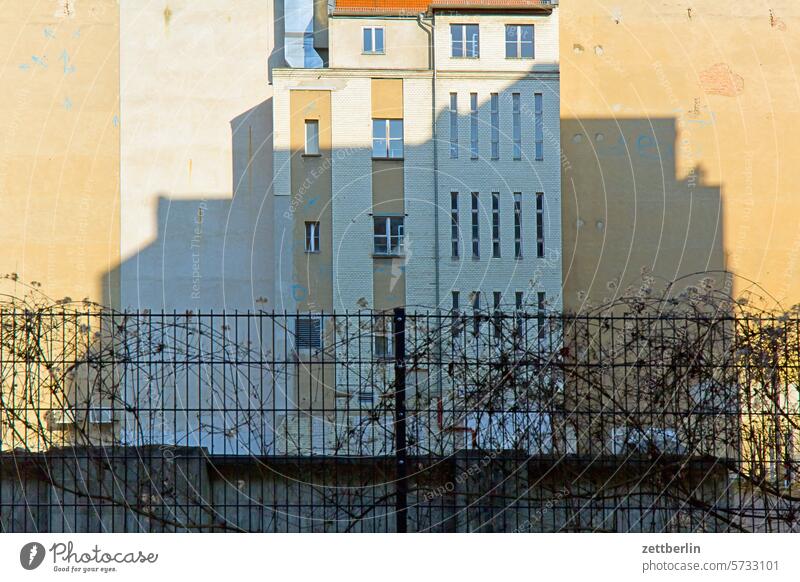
[490,93,499,160]
[491,192,500,258]
[451,191,460,258]
[472,290,481,334]
[451,24,479,58]
[449,93,458,159]
[304,120,319,155]
[471,191,480,259]
[373,216,404,255]
[514,192,522,259]
[363,27,385,54]
[372,119,403,159]
[515,291,524,311]
[536,192,544,258]
[505,24,534,59]
[492,291,502,335]
[304,221,320,253]
[373,315,393,359]
[515,291,524,340]
[295,316,322,350]
[535,93,544,161]
[537,291,546,340]
[512,93,521,160]
[470,92,478,159]
[452,290,460,311]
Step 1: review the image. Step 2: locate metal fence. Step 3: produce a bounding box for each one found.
[0,308,799,532]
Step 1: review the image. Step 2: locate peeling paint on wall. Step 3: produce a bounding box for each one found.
[699,63,744,97]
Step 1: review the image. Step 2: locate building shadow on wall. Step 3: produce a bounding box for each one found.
[102,98,274,311]
[561,117,727,313]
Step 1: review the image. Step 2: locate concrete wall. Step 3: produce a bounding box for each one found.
[329,16,429,70]
[0,0,120,304]
[118,1,275,311]
[561,0,800,310]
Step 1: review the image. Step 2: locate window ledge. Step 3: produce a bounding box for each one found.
[362,52,386,56]
[305,250,321,254]
[301,153,322,158]
[372,254,404,259]
[372,157,404,161]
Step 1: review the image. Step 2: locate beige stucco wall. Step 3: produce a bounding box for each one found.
[0,0,120,304]
[119,0,275,311]
[561,0,800,311]
[329,16,429,70]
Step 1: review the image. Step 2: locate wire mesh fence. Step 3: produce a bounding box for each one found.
[0,308,799,532]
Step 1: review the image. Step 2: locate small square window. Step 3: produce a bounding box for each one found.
[373,216,404,255]
[304,120,319,155]
[305,221,320,253]
[363,27,385,54]
[295,316,322,350]
[372,119,403,159]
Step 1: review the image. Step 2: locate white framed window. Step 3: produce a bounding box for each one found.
[373,216,404,255]
[304,120,319,155]
[451,24,479,58]
[512,93,521,160]
[491,192,500,258]
[470,92,478,159]
[449,93,458,159]
[305,221,320,253]
[536,192,544,258]
[471,192,480,259]
[505,24,534,59]
[295,316,323,350]
[490,93,499,160]
[363,26,385,54]
[372,119,403,159]
[514,192,523,259]
[534,93,544,161]
[451,191,460,258]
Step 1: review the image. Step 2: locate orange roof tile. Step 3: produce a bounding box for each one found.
[333,0,552,16]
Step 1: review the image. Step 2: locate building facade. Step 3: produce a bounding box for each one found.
[272,0,562,321]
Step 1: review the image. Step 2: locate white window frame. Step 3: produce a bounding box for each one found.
[491,192,500,258]
[490,93,499,160]
[470,92,478,159]
[449,93,458,159]
[373,215,405,256]
[451,24,479,58]
[362,26,385,54]
[505,24,534,59]
[534,93,544,161]
[372,118,404,159]
[304,119,319,155]
[512,93,521,160]
[305,221,320,253]
[373,315,394,360]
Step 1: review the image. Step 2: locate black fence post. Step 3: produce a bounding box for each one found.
[393,307,408,533]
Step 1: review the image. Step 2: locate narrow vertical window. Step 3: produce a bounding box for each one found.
[514,192,522,259]
[515,291,524,339]
[537,291,546,340]
[512,93,521,160]
[515,291,523,311]
[471,191,480,259]
[304,120,319,155]
[472,290,481,334]
[452,290,460,312]
[492,290,502,336]
[536,192,544,258]
[493,291,502,310]
[534,93,544,161]
[451,191,460,258]
[490,93,499,160]
[304,221,320,253]
[491,192,500,258]
[470,92,478,159]
[449,93,458,159]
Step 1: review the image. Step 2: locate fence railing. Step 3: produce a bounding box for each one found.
[0,309,798,532]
